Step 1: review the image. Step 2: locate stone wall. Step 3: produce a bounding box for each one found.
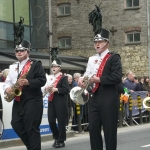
[51,0,149,76]
[111,45,149,76]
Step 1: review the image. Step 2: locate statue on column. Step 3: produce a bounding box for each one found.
[13,16,24,45]
[51,47,59,62]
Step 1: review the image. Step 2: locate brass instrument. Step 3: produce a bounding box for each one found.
[143,97,150,111]
[43,83,54,98]
[70,75,93,105]
[5,70,30,102]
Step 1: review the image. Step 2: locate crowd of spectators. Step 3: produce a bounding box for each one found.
[122,70,150,93]
[65,73,85,133]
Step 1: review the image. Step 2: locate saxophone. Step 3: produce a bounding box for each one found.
[5,69,30,102]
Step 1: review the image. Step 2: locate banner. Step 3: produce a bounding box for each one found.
[30,0,49,49]
[0,82,51,140]
[126,91,148,117]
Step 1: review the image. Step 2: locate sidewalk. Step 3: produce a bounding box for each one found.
[0,131,75,149]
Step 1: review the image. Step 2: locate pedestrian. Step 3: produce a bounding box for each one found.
[42,59,70,148]
[71,72,84,133]
[78,28,122,150]
[3,40,46,150]
[66,74,73,126]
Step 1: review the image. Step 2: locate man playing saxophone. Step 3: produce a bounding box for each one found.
[3,40,46,150]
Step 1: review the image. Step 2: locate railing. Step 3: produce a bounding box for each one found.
[66,91,150,133]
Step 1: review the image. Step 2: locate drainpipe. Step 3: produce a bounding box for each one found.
[48,0,52,74]
[147,0,150,76]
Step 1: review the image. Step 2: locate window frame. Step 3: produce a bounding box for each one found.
[125,0,140,9]
[125,31,141,44]
[58,37,72,49]
[57,3,71,16]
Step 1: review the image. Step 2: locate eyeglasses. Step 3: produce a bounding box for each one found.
[15,50,26,53]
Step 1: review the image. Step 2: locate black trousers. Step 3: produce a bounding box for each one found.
[89,94,119,150]
[48,99,67,141]
[11,100,43,150]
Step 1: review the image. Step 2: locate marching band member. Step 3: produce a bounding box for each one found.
[3,40,46,150]
[78,28,122,150]
[42,59,70,148]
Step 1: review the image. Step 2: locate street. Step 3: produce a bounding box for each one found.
[1,123,150,150]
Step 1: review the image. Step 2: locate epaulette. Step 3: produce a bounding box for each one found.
[108,52,121,59]
[109,51,117,54]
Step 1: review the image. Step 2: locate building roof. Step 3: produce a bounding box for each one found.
[0,50,88,71]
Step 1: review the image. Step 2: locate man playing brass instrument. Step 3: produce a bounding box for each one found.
[3,40,46,150]
[42,59,70,148]
[78,29,122,150]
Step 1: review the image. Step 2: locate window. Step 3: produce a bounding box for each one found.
[57,4,71,16]
[126,32,140,43]
[0,1,31,49]
[59,37,71,48]
[0,0,13,22]
[14,0,29,25]
[126,0,139,8]
[0,21,14,48]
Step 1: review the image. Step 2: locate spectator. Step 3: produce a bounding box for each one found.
[138,76,145,91]
[133,76,142,91]
[66,74,73,126]
[124,73,141,92]
[71,72,83,133]
[143,76,150,92]
[124,70,132,82]
[72,73,81,87]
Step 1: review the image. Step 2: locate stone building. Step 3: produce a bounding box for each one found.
[0,0,87,75]
[51,0,150,76]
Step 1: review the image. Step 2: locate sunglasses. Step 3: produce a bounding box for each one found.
[15,50,26,53]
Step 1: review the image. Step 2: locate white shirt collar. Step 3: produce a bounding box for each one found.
[53,72,62,78]
[99,49,109,58]
[18,57,29,65]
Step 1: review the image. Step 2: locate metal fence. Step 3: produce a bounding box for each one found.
[66,92,150,133]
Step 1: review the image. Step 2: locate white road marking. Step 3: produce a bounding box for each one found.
[141,144,150,147]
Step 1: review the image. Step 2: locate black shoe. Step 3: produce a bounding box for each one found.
[52,139,58,147]
[55,141,65,148]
